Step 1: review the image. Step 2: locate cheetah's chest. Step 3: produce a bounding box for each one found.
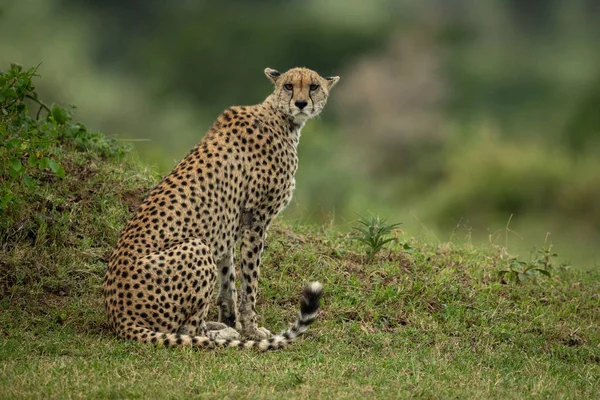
[247,142,297,218]
[279,177,295,213]
[257,168,296,218]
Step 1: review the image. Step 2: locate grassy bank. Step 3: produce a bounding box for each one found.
[1,224,599,399]
[1,65,599,399]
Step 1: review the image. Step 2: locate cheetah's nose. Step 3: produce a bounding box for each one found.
[295,100,308,110]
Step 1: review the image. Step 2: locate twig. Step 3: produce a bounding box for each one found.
[25,94,50,119]
[36,104,44,120]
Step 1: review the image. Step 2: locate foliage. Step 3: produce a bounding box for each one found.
[72,1,391,115]
[421,135,600,232]
[351,214,401,261]
[0,63,156,299]
[0,63,124,216]
[1,64,62,210]
[498,257,551,284]
[497,245,559,284]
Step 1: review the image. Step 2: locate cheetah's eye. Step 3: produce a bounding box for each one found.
[309,84,319,91]
[283,83,293,91]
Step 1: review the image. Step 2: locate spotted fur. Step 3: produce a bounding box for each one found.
[103,67,339,349]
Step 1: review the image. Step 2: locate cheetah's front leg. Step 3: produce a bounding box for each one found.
[238,226,272,340]
[216,251,241,331]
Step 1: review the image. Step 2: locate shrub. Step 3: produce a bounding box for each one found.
[0,63,124,215]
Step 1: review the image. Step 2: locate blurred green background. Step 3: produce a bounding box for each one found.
[1,0,599,268]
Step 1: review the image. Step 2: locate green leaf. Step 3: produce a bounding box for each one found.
[9,158,22,178]
[524,265,537,273]
[352,226,369,235]
[36,140,52,150]
[27,155,38,168]
[379,238,397,246]
[5,170,16,182]
[23,174,35,189]
[4,87,16,99]
[535,269,552,278]
[50,105,70,124]
[38,157,50,170]
[0,188,14,210]
[6,138,20,150]
[10,158,22,172]
[48,159,65,178]
[70,123,87,135]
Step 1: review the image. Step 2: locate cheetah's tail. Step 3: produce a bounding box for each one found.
[129,282,323,351]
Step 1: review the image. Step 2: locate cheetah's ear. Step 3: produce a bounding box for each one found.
[264,68,281,84]
[325,76,340,89]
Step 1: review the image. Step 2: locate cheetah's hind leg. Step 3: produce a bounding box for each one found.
[178,320,240,340]
[206,326,241,340]
[205,321,229,330]
[204,321,241,340]
[107,238,219,341]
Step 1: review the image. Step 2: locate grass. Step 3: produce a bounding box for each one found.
[1,218,599,398]
[1,74,599,398]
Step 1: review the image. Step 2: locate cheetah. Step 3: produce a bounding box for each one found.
[103,67,340,350]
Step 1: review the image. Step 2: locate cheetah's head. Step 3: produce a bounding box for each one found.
[264,67,340,125]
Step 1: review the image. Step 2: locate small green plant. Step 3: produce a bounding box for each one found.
[351,213,401,261]
[498,245,557,284]
[535,244,559,271]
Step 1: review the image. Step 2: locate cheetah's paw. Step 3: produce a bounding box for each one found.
[243,326,273,340]
[208,326,241,341]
